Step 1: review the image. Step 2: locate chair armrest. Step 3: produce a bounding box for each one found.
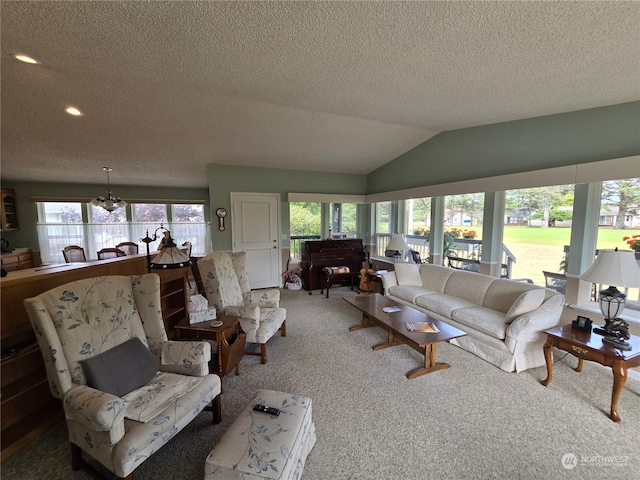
[63,385,125,433]
[246,289,280,308]
[160,341,211,377]
[225,304,260,336]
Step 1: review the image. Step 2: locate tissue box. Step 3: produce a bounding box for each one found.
[189,307,217,324]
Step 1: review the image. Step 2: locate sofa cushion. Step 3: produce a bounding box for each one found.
[394,264,422,286]
[443,271,495,305]
[451,307,508,339]
[504,289,547,322]
[388,285,436,304]
[415,293,476,318]
[81,337,159,397]
[418,264,454,293]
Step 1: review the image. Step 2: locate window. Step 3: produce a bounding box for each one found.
[37,202,85,264]
[504,185,574,286]
[37,201,209,263]
[288,202,321,259]
[134,204,167,223]
[88,204,129,255]
[330,202,357,237]
[169,204,208,256]
[406,197,431,262]
[173,204,204,222]
[376,201,392,235]
[597,177,639,301]
[425,193,483,269]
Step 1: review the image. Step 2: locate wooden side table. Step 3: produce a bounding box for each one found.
[175,315,246,389]
[541,324,640,422]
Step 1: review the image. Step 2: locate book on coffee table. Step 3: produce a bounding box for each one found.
[404,322,440,333]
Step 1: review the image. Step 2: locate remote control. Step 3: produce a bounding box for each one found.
[252,404,281,416]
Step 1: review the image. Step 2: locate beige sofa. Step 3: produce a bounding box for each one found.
[381,264,564,372]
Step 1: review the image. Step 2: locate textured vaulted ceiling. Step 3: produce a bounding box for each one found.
[1,1,639,188]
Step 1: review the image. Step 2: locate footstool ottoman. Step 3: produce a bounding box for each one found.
[205,389,316,480]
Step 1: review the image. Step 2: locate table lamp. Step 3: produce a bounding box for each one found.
[387,234,408,263]
[580,248,640,350]
[140,225,192,272]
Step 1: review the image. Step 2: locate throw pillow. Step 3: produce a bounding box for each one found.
[505,289,546,322]
[323,266,350,274]
[81,337,159,397]
[394,264,422,286]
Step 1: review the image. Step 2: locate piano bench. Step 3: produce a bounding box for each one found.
[320,266,360,298]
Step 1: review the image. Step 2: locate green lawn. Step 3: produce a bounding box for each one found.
[503,226,640,249]
[437,225,640,286]
[448,225,639,250]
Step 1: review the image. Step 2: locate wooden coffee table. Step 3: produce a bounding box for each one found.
[541,324,640,422]
[344,293,467,379]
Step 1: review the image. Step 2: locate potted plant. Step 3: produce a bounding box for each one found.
[622,234,640,252]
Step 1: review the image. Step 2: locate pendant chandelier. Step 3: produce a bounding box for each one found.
[91,166,127,212]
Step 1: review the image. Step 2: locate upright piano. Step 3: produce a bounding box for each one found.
[300,239,366,293]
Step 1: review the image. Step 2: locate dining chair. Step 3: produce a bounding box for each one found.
[97,248,126,260]
[62,245,87,263]
[115,241,139,255]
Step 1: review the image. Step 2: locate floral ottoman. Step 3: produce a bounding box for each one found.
[205,389,316,480]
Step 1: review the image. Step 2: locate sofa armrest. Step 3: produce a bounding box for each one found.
[246,289,280,308]
[506,303,563,343]
[380,271,398,293]
[160,340,211,376]
[63,385,125,434]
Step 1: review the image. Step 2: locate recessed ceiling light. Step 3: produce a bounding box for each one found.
[65,106,84,116]
[12,54,40,64]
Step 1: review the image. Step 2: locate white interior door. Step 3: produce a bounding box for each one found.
[231,192,281,289]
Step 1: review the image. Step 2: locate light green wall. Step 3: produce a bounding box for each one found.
[0,181,209,250]
[367,101,640,194]
[208,164,367,251]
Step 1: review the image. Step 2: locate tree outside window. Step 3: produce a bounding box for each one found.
[134,204,167,223]
[173,204,204,222]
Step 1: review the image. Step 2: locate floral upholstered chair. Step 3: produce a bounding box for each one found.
[23,273,222,480]
[197,252,286,364]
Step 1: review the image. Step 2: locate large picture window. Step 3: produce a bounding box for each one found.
[37,201,208,264]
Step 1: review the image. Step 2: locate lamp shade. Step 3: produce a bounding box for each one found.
[387,234,408,252]
[149,230,193,269]
[580,249,640,288]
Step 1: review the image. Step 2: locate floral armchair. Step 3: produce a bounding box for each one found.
[197,252,286,364]
[23,273,222,480]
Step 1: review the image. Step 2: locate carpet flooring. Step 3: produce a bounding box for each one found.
[2,287,639,480]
